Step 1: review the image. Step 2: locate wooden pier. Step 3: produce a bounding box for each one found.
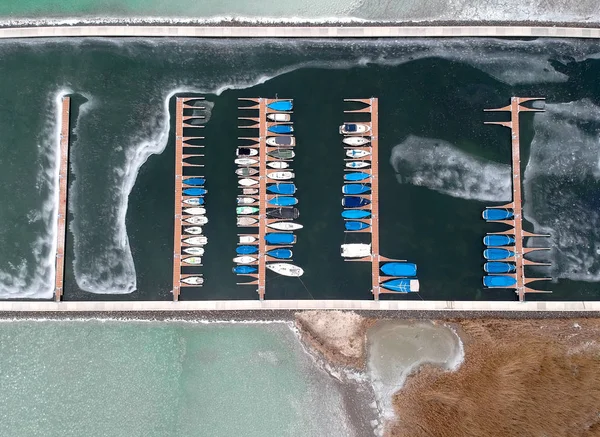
[484,97,551,301]
[54,96,70,301]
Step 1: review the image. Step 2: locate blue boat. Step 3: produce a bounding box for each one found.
[236,245,258,255]
[265,233,296,245]
[345,221,370,231]
[483,275,517,288]
[381,262,417,277]
[381,279,417,293]
[484,262,516,273]
[183,188,207,196]
[344,172,371,182]
[483,248,514,260]
[267,183,296,195]
[268,196,298,207]
[183,177,205,186]
[233,265,257,275]
[342,184,371,195]
[342,210,371,219]
[267,100,293,111]
[342,196,371,208]
[182,193,205,203]
[268,125,293,134]
[483,235,515,246]
[482,208,514,221]
[267,248,293,259]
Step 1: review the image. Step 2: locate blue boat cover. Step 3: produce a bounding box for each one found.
[267,248,293,259]
[381,279,413,293]
[344,172,371,181]
[183,177,205,186]
[267,196,298,206]
[483,235,515,246]
[236,245,258,255]
[267,183,296,195]
[233,265,257,275]
[268,125,293,134]
[483,275,517,287]
[267,100,293,111]
[380,262,417,277]
[182,193,205,203]
[483,248,514,260]
[183,188,207,196]
[265,233,296,245]
[344,123,358,132]
[342,210,371,219]
[482,208,514,221]
[342,196,371,208]
[484,262,516,273]
[342,184,371,195]
[345,221,370,231]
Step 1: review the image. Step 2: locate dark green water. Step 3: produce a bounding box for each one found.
[0,38,599,301]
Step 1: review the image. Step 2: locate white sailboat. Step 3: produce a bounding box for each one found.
[183,226,203,235]
[183,247,205,256]
[266,263,304,277]
[182,256,203,265]
[239,178,259,186]
[181,276,204,285]
[239,235,257,244]
[184,216,208,225]
[233,256,257,264]
[267,171,294,181]
[183,236,208,245]
[346,149,371,158]
[267,161,289,169]
[343,136,370,146]
[183,207,206,215]
[267,222,303,231]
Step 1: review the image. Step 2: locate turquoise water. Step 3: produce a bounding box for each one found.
[0,321,353,436]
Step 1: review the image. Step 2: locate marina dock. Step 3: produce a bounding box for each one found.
[484,97,551,301]
[54,96,70,301]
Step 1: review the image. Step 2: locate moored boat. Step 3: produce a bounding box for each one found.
[381,262,417,277]
[343,137,370,146]
[267,149,294,160]
[342,196,371,208]
[267,222,303,231]
[267,161,289,169]
[483,235,515,246]
[238,178,259,186]
[266,263,304,277]
[233,265,258,274]
[237,217,258,226]
[381,279,420,293]
[267,207,299,220]
[483,275,517,288]
[342,184,371,195]
[183,226,203,235]
[484,262,516,273]
[242,188,259,195]
[341,209,371,219]
[183,236,207,245]
[234,158,258,166]
[182,256,202,265]
[339,123,371,135]
[181,276,204,285]
[267,171,295,181]
[183,177,205,186]
[237,197,257,205]
[346,149,371,158]
[266,136,295,147]
[268,196,298,207]
[345,221,370,231]
[267,113,291,122]
[482,208,514,221]
[267,100,293,111]
[233,256,257,264]
[183,198,204,206]
[344,172,371,181]
[346,161,370,169]
[183,207,206,215]
[183,247,205,256]
[239,235,256,244]
[236,245,258,255]
[341,243,371,258]
[267,183,296,195]
[236,147,258,156]
[183,188,207,197]
[236,206,259,215]
[265,233,296,245]
[266,248,293,259]
[268,124,293,134]
[235,167,259,177]
[483,248,515,260]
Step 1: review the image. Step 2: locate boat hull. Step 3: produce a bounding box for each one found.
[341,243,371,258]
[483,248,515,260]
[267,171,295,181]
[181,276,204,285]
[380,262,417,277]
[345,161,370,169]
[265,233,296,245]
[183,207,206,215]
[266,136,295,147]
[267,222,303,231]
[267,100,293,111]
[267,183,296,195]
[268,125,293,134]
[183,236,207,245]
[182,257,202,265]
[233,265,258,274]
[237,197,257,205]
[268,196,298,206]
[183,198,204,206]
[238,178,259,187]
[339,123,371,135]
[344,172,371,182]
[266,263,304,277]
[345,221,370,231]
[483,235,515,246]
[236,245,258,255]
[267,161,289,169]
[346,149,371,158]
[235,168,258,177]
[483,275,517,287]
[183,188,207,197]
[234,158,258,166]
[237,217,258,226]
[183,177,205,186]
[342,196,371,208]
[267,150,294,160]
[342,184,371,195]
[183,247,204,256]
[341,210,371,219]
[236,206,259,215]
[343,137,370,146]
[266,248,293,259]
[484,262,516,273]
[381,279,419,293]
[267,207,299,220]
[233,256,257,264]
[236,147,258,156]
[482,208,514,221]
[183,226,203,235]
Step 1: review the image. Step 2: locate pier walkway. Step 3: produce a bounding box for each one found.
[54,96,70,301]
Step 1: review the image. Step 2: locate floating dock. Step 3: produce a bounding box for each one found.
[172,97,207,301]
[484,97,551,301]
[341,98,419,298]
[54,96,70,301]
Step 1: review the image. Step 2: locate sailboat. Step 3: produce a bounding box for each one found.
[183,207,206,215]
[267,222,303,231]
[181,276,204,285]
[266,263,304,277]
[183,226,203,235]
[183,247,205,256]
[343,137,370,146]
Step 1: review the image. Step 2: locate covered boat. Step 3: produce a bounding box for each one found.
[267,113,291,122]
[341,243,371,258]
[483,235,515,246]
[183,198,204,206]
[268,196,298,207]
[237,197,257,205]
[182,256,202,265]
[483,275,517,288]
[346,149,371,158]
[345,221,370,231]
[233,265,258,274]
[236,245,258,255]
[267,171,295,181]
[342,196,371,208]
[381,279,420,293]
[183,177,205,186]
[236,206,259,215]
[183,236,207,245]
[233,256,257,264]
[239,235,257,244]
[344,172,371,182]
[267,183,296,195]
[267,100,293,111]
[482,208,514,221]
[183,247,204,256]
[267,222,303,231]
[267,161,289,169]
[346,161,370,169]
[483,248,515,260]
[237,217,258,226]
[268,124,294,134]
[183,226,203,235]
[343,137,370,146]
[265,233,296,245]
[184,216,208,225]
[267,248,293,259]
[236,167,258,177]
[181,276,204,286]
[267,207,299,220]
[381,262,417,277]
[183,207,206,215]
[266,136,295,147]
[238,178,259,187]
[236,147,258,156]
[343,184,371,195]
[342,210,371,219]
[339,123,371,135]
[484,262,516,273]
[234,158,258,166]
[242,188,259,195]
[266,263,304,277]
[267,149,295,160]
[183,188,207,197]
